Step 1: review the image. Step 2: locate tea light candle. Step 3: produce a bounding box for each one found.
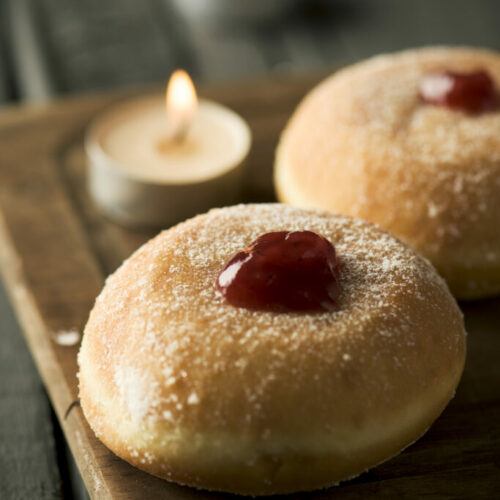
[86,70,251,227]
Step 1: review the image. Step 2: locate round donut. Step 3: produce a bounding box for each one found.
[78,204,466,495]
[275,47,500,299]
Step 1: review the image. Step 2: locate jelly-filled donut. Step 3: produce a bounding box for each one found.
[275,47,500,299]
[78,204,465,495]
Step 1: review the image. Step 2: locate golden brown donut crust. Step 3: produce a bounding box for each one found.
[275,47,500,299]
[78,204,466,495]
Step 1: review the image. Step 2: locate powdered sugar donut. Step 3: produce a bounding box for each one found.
[78,204,465,495]
[275,47,500,299]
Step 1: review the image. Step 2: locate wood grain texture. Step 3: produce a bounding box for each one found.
[0,76,499,499]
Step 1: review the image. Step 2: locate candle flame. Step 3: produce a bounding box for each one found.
[165,69,198,142]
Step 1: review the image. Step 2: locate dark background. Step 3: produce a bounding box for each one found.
[1,0,500,104]
[1,1,500,498]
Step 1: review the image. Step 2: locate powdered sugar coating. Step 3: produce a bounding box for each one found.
[81,204,463,427]
[78,204,466,493]
[276,47,500,298]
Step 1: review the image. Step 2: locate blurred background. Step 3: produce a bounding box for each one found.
[1,0,500,105]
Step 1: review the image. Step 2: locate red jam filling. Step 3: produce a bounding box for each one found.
[419,70,497,114]
[216,231,341,312]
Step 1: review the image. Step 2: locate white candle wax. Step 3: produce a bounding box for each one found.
[86,94,251,227]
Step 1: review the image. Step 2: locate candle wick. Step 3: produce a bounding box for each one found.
[169,124,189,144]
[165,116,191,145]
[158,121,191,153]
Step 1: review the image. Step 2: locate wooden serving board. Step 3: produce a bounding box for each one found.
[0,76,499,499]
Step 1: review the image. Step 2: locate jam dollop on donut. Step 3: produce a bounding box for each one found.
[419,70,497,113]
[217,230,341,312]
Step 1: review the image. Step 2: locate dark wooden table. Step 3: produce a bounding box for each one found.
[1,1,500,498]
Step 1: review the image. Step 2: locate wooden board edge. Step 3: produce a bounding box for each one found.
[0,211,111,500]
